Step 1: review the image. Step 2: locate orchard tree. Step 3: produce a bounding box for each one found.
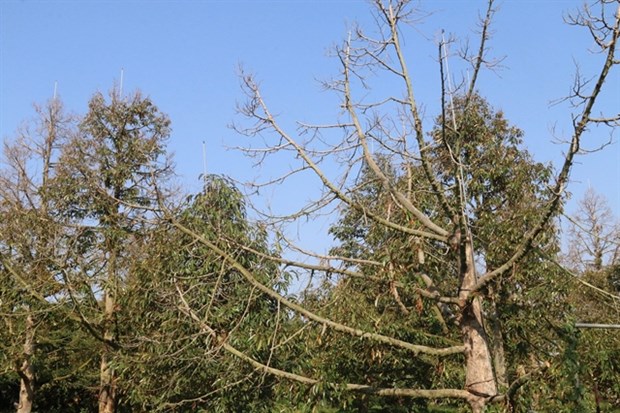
[49,89,174,413]
[0,97,73,413]
[564,190,620,410]
[166,1,619,412]
[119,175,289,411]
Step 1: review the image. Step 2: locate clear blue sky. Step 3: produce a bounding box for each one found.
[1,0,619,238]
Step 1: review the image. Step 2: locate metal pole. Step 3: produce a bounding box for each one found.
[575,323,620,329]
[119,68,124,98]
[202,140,207,179]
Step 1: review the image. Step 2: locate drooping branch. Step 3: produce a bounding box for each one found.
[168,214,465,357]
[227,236,462,305]
[175,282,475,403]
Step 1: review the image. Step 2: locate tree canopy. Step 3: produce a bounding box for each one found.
[1,1,619,412]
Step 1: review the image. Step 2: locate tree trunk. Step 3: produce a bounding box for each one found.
[98,352,116,413]
[16,312,35,413]
[488,286,508,391]
[98,289,117,413]
[459,235,497,411]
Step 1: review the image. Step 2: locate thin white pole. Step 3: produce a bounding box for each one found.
[575,323,620,329]
[119,68,124,98]
[441,31,457,131]
[202,140,207,179]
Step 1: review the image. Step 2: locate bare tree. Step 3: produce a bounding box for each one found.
[565,187,620,273]
[161,1,618,411]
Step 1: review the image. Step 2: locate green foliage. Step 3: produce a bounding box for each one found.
[608,264,620,292]
[320,93,574,411]
[0,304,100,412]
[31,315,100,413]
[0,2,609,412]
[51,90,171,223]
[1,90,177,412]
[569,270,620,409]
[117,175,286,411]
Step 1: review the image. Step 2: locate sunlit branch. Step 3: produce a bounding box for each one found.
[176,282,474,402]
[473,3,620,295]
[340,34,450,239]
[464,0,496,107]
[238,74,447,242]
[378,1,457,221]
[168,215,465,357]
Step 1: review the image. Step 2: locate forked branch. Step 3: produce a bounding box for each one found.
[473,1,620,295]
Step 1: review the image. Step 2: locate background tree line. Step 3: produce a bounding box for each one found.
[1,1,619,412]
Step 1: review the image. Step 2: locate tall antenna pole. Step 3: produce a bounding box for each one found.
[441,31,457,131]
[202,140,207,180]
[119,68,124,98]
[53,81,58,101]
[441,30,469,221]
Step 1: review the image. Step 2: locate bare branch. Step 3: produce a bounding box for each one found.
[237,72,447,241]
[465,0,496,106]
[340,33,450,239]
[473,2,620,295]
[377,0,457,221]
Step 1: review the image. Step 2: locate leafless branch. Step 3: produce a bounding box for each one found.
[473,1,620,295]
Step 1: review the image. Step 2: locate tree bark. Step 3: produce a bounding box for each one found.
[459,235,497,411]
[16,312,35,413]
[98,289,117,413]
[488,286,508,391]
[99,245,118,413]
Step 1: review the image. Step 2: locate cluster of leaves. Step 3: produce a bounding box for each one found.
[117,175,287,412]
[0,94,291,412]
[311,93,601,412]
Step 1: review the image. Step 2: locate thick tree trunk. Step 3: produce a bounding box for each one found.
[16,313,35,413]
[98,290,117,413]
[459,236,497,411]
[488,287,508,391]
[98,238,119,413]
[98,352,116,413]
